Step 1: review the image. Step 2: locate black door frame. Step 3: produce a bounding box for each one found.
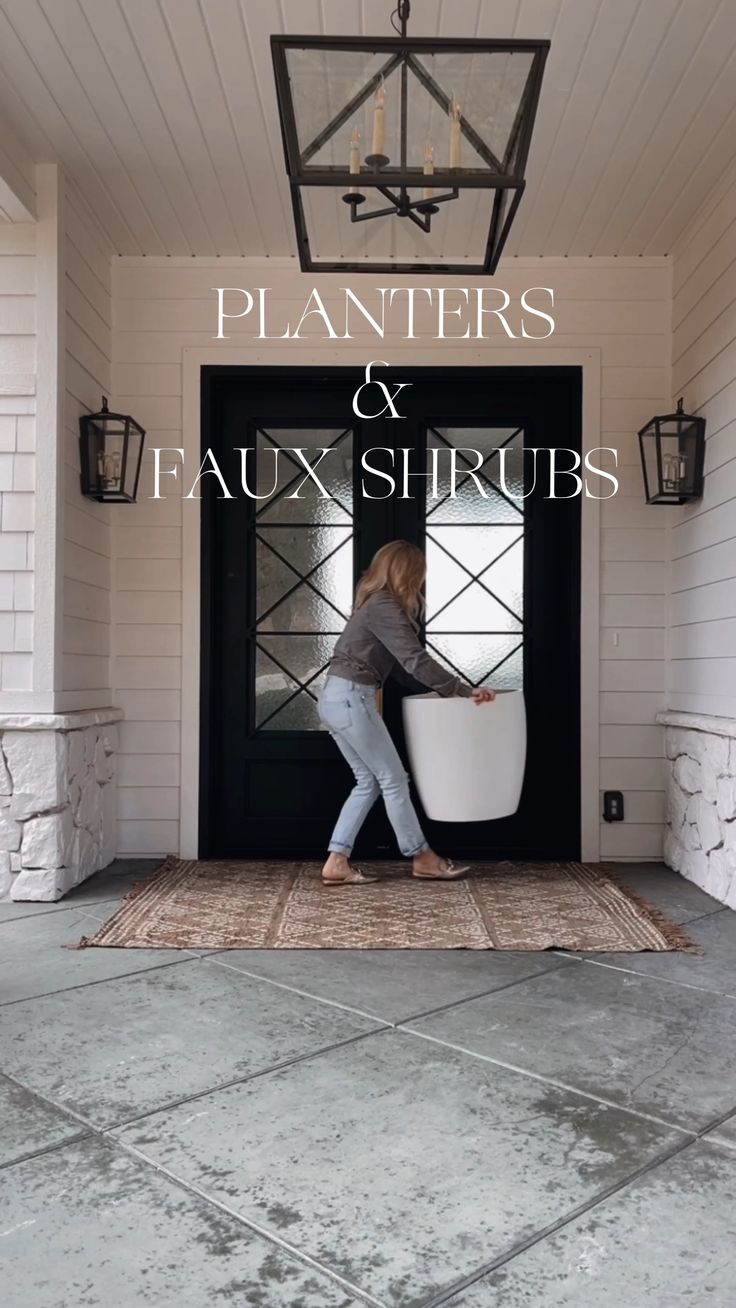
[199,364,582,860]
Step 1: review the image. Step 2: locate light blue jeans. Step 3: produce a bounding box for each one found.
[319,676,429,858]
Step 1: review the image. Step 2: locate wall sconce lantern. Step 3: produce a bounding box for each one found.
[79,397,145,503]
[270,0,549,274]
[638,399,705,505]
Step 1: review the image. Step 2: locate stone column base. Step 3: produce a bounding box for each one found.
[0,708,123,902]
[657,711,736,910]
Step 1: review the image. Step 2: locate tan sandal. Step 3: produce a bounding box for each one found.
[321,865,380,886]
[413,859,470,880]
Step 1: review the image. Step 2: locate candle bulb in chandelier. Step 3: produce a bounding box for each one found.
[371,81,386,158]
[423,141,435,200]
[349,125,361,175]
[449,95,462,168]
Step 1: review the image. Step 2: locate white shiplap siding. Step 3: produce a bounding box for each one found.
[112,257,670,860]
[670,165,736,719]
[0,222,35,693]
[62,179,113,708]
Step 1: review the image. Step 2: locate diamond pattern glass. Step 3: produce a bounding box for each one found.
[256,429,352,524]
[425,426,525,688]
[427,426,524,524]
[427,634,523,686]
[254,428,354,731]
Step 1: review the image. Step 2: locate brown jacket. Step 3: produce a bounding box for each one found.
[328,589,474,697]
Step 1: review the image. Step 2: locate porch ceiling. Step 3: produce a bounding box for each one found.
[0,0,735,259]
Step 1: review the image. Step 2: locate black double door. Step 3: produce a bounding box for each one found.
[200,366,581,860]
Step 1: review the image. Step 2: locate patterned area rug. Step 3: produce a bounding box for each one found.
[76,857,698,952]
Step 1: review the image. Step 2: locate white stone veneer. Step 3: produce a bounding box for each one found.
[0,708,122,902]
[658,711,736,910]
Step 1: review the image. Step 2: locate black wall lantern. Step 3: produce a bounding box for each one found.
[79,397,145,504]
[638,399,706,506]
[271,1,549,274]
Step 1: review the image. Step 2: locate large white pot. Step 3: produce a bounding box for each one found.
[402,690,527,822]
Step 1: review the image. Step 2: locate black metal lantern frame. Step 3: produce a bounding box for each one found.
[79,397,145,504]
[271,3,549,274]
[638,399,706,506]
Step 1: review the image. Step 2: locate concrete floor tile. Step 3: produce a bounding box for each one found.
[0,962,382,1127]
[406,964,736,1131]
[61,860,160,906]
[607,863,723,925]
[0,901,78,922]
[0,1075,84,1167]
[585,909,736,997]
[442,1141,736,1308]
[209,948,571,1023]
[1,1137,360,1308]
[0,909,193,1005]
[112,1030,680,1308]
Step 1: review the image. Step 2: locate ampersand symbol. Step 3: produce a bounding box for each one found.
[352,360,411,420]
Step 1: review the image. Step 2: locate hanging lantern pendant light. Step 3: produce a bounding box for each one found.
[271,0,550,273]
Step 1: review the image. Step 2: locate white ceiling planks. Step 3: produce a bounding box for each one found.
[595,0,736,256]
[0,0,733,258]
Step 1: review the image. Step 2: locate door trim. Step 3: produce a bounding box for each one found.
[181,346,601,860]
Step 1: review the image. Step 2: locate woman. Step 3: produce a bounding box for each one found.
[318,540,495,886]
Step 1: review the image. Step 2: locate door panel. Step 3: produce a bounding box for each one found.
[201,366,581,860]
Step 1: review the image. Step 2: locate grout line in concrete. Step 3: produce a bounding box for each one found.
[0,1130,91,1174]
[678,907,726,926]
[0,1025,393,1144]
[0,1067,387,1308]
[112,1134,388,1308]
[0,955,199,1009]
[0,905,89,925]
[202,954,575,1030]
[99,1024,392,1134]
[202,954,397,1026]
[419,1092,736,1307]
[389,959,577,1026]
[417,1132,699,1308]
[0,884,157,928]
[395,1026,697,1138]
[577,955,736,1000]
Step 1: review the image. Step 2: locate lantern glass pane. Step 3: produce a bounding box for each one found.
[284,45,535,176]
[639,431,664,502]
[102,418,128,437]
[657,429,687,496]
[677,424,700,495]
[124,427,144,498]
[99,432,125,493]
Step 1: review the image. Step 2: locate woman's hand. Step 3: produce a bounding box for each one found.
[472,688,496,705]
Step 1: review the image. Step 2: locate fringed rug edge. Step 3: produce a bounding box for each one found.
[603,870,702,954]
[67,853,183,950]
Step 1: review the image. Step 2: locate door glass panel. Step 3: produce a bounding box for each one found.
[258,634,339,684]
[254,646,302,727]
[267,692,323,731]
[256,429,352,523]
[258,525,352,577]
[426,426,525,688]
[433,583,521,633]
[428,524,522,579]
[254,428,354,731]
[427,426,524,525]
[427,634,523,685]
[424,540,470,616]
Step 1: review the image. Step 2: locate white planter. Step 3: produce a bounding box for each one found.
[403,690,527,822]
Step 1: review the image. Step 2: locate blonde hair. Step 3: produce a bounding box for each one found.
[354,540,426,618]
